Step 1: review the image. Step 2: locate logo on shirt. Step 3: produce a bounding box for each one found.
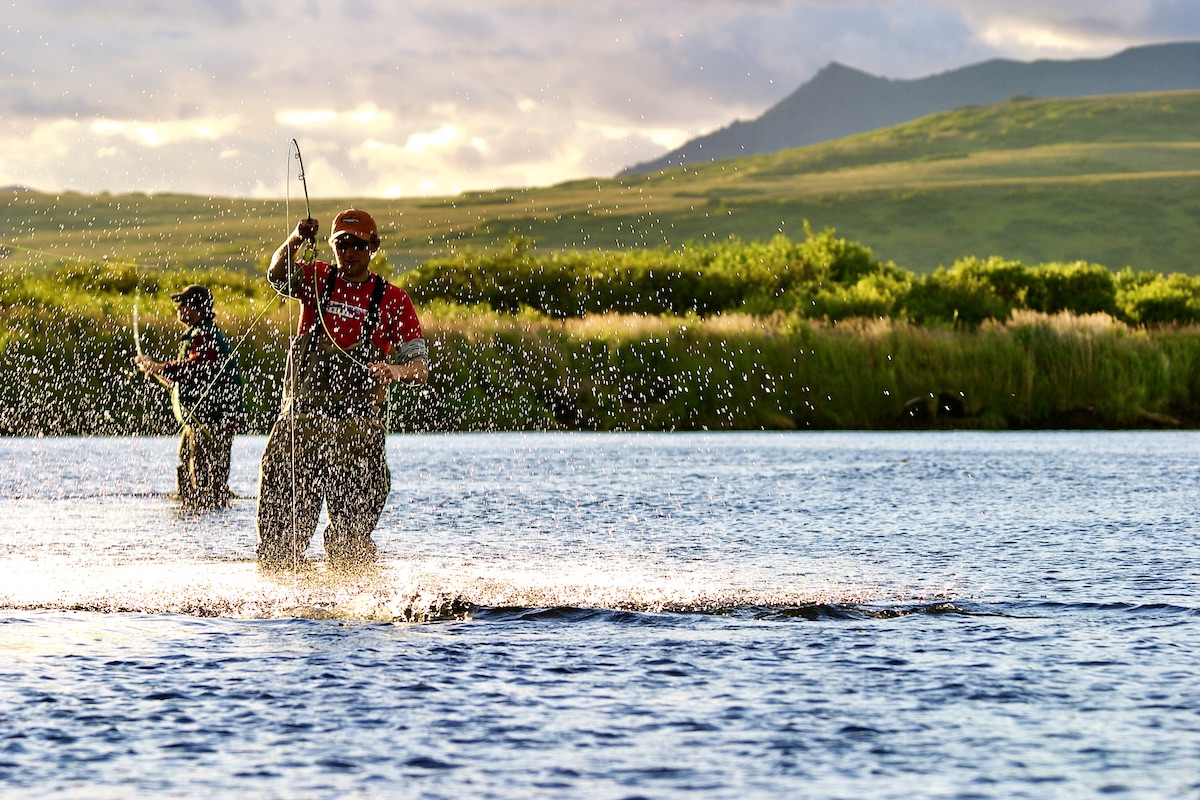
[325,301,367,322]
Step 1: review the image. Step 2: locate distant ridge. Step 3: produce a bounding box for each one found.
[620,41,1200,175]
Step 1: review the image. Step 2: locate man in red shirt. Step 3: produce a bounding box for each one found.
[256,208,429,571]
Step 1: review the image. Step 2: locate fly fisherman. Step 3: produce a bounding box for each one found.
[256,209,429,571]
[133,285,245,509]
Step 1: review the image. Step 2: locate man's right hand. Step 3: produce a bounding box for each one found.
[132,354,162,376]
[271,218,320,282]
[296,217,319,241]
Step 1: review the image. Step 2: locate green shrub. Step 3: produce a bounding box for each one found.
[809,272,912,321]
[1117,271,1200,324]
[1029,261,1118,316]
[903,262,1013,326]
[401,226,912,322]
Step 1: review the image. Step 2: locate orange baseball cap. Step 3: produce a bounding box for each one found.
[329,208,378,243]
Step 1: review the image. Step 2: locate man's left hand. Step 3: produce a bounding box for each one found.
[367,362,399,385]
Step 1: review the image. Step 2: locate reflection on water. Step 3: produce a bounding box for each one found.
[3,430,1199,619]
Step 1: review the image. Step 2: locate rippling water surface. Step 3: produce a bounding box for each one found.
[1,431,1198,798]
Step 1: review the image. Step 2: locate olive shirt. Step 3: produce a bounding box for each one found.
[157,320,244,426]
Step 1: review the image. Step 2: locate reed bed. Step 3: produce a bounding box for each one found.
[3,261,1199,434]
[11,305,1198,435]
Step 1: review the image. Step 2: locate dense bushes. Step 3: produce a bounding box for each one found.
[403,228,912,319]
[3,228,1200,434]
[1116,270,1200,324]
[401,227,1200,328]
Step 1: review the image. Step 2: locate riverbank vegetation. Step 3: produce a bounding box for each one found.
[403,229,1200,326]
[2,226,1199,435]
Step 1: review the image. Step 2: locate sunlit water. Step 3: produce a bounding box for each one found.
[1,431,1197,799]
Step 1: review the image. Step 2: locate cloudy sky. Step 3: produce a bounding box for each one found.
[3,0,1199,199]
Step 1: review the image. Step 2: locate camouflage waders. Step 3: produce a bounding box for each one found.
[255,309,391,570]
[177,422,235,509]
[255,410,389,570]
[172,321,244,510]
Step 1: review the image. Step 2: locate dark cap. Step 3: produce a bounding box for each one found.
[170,284,214,311]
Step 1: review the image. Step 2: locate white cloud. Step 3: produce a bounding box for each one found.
[405,124,461,154]
[277,110,339,126]
[87,116,241,147]
[937,0,1195,58]
[975,21,1129,55]
[276,106,393,128]
[649,129,691,150]
[346,105,390,125]
[0,1,1196,198]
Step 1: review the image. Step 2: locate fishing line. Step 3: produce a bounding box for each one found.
[284,139,304,575]
[158,293,276,428]
[5,237,273,441]
[286,139,397,433]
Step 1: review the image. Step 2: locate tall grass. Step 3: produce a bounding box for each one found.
[400,309,1200,432]
[15,296,1193,436]
[4,250,1200,435]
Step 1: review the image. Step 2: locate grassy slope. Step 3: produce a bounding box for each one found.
[3,90,1200,278]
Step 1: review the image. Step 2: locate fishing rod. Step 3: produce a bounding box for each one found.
[284,139,306,575]
[283,139,398,425]
[291,138,317,265]
[286,139,378,372]
[132,290,168,388]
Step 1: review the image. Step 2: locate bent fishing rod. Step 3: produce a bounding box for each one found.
[291,138,317,266]
[285,139,377,370]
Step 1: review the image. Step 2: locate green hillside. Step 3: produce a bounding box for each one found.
[4,90,1200,277]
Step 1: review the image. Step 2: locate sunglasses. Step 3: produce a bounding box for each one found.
[334,237,371,252]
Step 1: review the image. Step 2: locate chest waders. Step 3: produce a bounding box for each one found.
[283,268,390,417]
[257,266,393,570]
[170,322,243,510]
[172,322,244,429]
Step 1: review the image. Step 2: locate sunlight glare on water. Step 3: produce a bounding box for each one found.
[0,551,903,621]
[1,433,944,619]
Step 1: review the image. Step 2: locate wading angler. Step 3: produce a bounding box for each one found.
[256,208,429,571]
[132,284,245,510]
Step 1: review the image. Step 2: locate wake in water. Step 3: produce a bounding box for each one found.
[0,556,961,622]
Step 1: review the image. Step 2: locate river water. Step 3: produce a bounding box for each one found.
[1,431,1197,799]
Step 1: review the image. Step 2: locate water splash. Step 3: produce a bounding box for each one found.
[0,557,938,622]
